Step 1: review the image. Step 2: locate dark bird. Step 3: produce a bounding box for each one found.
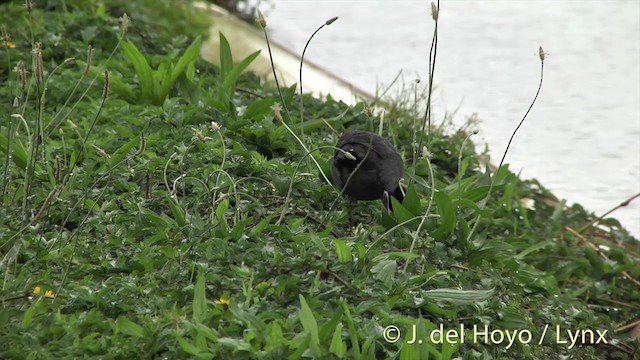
[331,130,404,211]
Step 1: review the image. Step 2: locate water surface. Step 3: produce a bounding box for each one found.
[265,0,640,237]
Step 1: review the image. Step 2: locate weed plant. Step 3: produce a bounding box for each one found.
[0,0,638,359]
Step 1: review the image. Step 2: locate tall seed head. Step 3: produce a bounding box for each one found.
[431,2,439,21]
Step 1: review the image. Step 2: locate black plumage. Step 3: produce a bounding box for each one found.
[331,130,404,210]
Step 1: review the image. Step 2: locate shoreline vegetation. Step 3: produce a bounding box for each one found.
[1,0,638,358]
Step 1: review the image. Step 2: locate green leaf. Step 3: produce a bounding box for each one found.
[293,114,347,133]
[116,316,145,337]
[1,241,21,271]
[361,336,376,359]
[109,136,140,167]
[121,40,154,102]
[440,336,460,360]
[515,239,554,260]
[432,190,456,240]
[136,205,170,229]
[391,198,416,225]
[249,213,277,239]
[333,239,352,263]
[230,219,248,241]
[217,337,252,352]
[370,259,396,288]
[318,307,343,343]
[0,132,29,171]
[371,252,420,262]
[288,333,310,360]
[266,322,286,349]
[228,301,267,333]
[245,98,277,120]
[156,35,202,105]
[221,50,261,96]
[215,199,229,235]
[177,336,214,359]
[469,240,515,265]
[459,155,471,178]
[403,183,421,215]
[168,35,201,89]
[298,295,321,357]
[329,323,346,357]
[219,33,233,80]
[22,299,38,328]
[458,198,492,216]
[166,195,188,228]
[341,301,360,358]
[153,61,172,104]
[492,164,512,185]
[193,270,207,323]
[460,185,493,203]
[177,336,201,355]
[420,288,495,306]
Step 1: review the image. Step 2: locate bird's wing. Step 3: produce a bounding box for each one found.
[371,137,404,193]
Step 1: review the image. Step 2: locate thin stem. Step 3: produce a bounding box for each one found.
[261,29,290,119]
[466,53,545,244]
[497,61,544,169]
[299,17,338,140]
[578,192,640,234]
[415,0,439,181]
[261,27,333,186]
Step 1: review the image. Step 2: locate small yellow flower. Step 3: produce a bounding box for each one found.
[33,286,56,299]
[213,298,230,305]
[2,40,17,49]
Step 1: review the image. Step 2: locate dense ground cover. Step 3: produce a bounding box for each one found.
[1,0,638,358]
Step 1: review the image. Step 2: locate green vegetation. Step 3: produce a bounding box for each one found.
[1,0,638,359]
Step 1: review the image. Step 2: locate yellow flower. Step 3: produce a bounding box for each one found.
[2,41,17,49]
[213,298,230,305]
[33,286,56,299]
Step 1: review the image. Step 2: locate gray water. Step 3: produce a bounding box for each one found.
[265,0,640,237]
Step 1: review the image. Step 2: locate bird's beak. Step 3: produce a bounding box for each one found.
[338,149,357,161]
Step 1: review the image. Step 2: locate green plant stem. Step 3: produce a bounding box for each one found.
[1,117,14,207]
[261,29,290,119]
[22,81,43,222]
[405,149,436,268]
[82,92,107,148]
